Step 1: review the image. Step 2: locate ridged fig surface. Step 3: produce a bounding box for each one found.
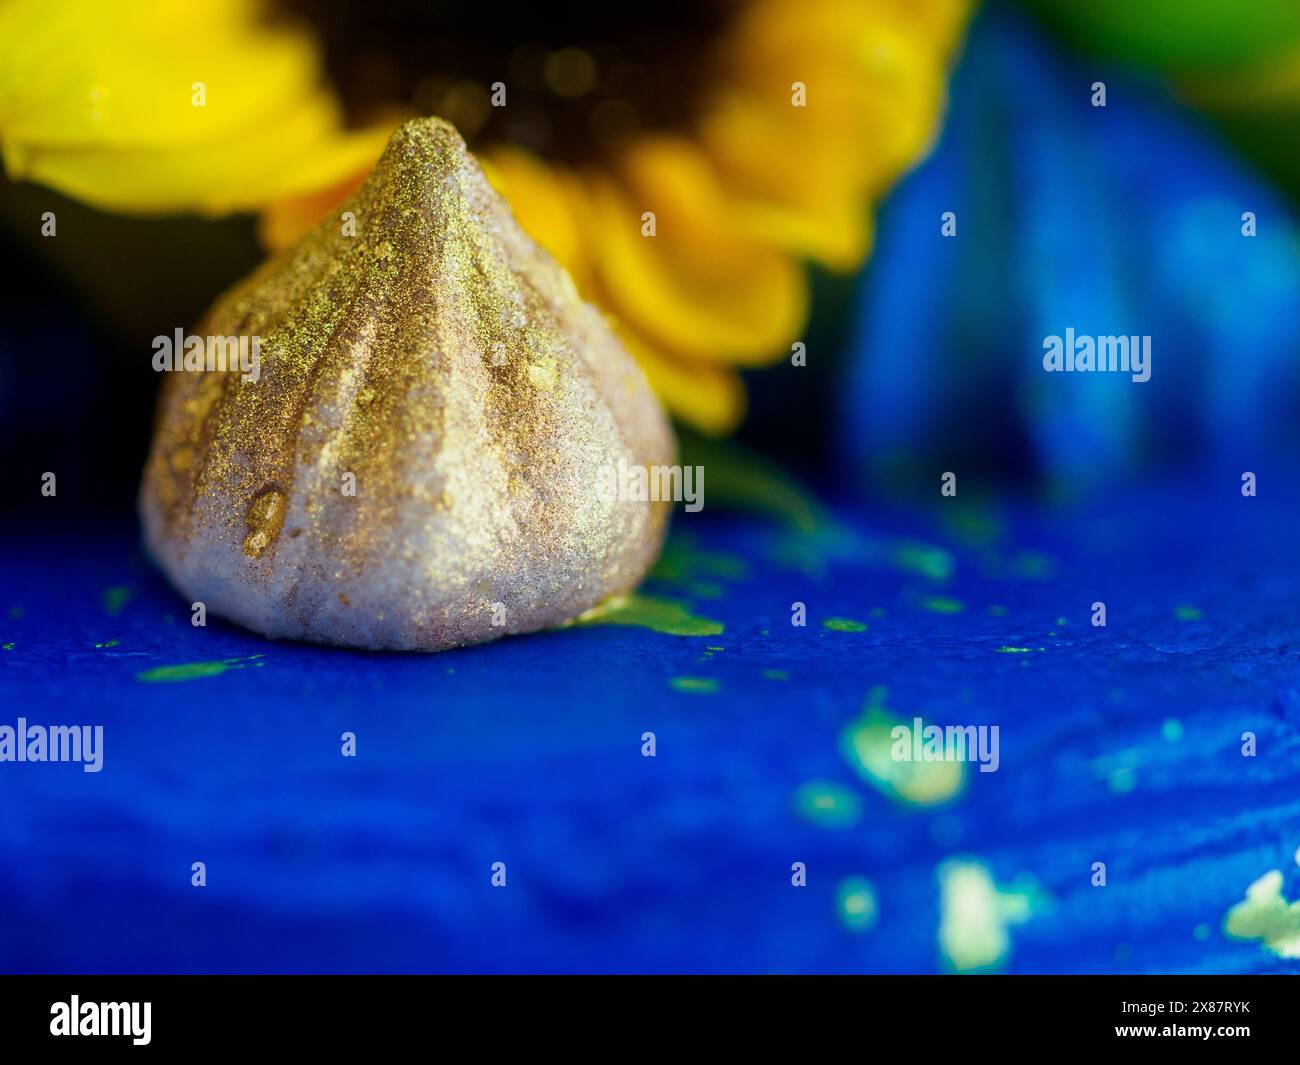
[140,117,674,651]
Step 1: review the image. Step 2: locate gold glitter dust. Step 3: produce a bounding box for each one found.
[140,116,673,651]
[243,488,287,559]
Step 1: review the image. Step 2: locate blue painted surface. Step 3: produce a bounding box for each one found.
[2,480,1296,973]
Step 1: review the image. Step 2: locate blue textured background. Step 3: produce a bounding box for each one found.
[2,480,1296,973]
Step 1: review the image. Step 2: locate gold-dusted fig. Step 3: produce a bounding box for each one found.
[140,117,674,651]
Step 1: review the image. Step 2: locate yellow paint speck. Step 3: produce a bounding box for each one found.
[243,488,287,559]
[840,687,963,806]
[526,356,559,391]
[137,654,265,683]
[920,595,965,615]
[1224,870,1300,958]
[837,877,878,933]
[670,676,719,694]
[570,594,723,637]
[793,781,862,828]
[938,859,1038,972]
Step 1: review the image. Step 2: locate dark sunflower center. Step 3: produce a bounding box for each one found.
[282,0,736,164]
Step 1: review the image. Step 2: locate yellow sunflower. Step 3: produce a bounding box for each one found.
[0,0,970,433]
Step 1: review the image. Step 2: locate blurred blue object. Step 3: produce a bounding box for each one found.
[842,8,1300,493]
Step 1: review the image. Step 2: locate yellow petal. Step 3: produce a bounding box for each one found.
[733,195,874,271]
[722,0,968,77]
[259,170,369,251]
[480,146,745,431]
[615,325,747,435]
[576,139,807,366]
[481,145,591,292]
[696,90,873,268]
[16,107,390,216]
[0,0,377,213]
[696,0,970,268]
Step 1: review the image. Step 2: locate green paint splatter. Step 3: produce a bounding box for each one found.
[102,585,133,616]
[823,617,867,633]
[837,877,878,933]
[1108,766,1138,794]
[1091,748,1141,794]
[1010,551,1055,581]
[706,645,724,652]
[675,428,826,532]
[2,642,13,651]
[943,507,1003,548]
[1224,870,1300,958]
[793,781,862,828]
[1174,604,1203,621]
[995,646,1042,654]
[938,859,1041,972]
[761,669,790,681]
[699,554,748,581]
[892,541,954,580]
[571,594,723,637]
[669,676,719,694]
[768,523,856,578]
[840,687,963,806]
[688,580,726,600]
[137,654,264,683]
[920,595,965,615]
[650,537,749,584]
[94,639,121,649]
